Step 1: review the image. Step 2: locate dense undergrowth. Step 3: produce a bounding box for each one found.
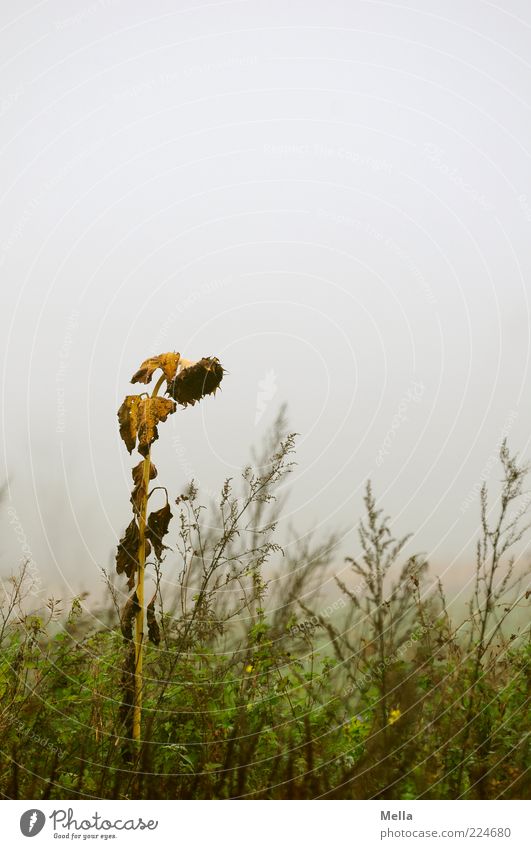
[0,412,529,799]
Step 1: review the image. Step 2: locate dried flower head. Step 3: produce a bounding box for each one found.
[167,356,224,407]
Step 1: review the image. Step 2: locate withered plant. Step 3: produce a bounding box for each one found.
[115,352,224,742]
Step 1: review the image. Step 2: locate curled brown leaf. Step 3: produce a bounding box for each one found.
[115,519,151,589]
[137,397,176,457]
[130,460,158,516]
[146,502,173,560]
[147,594,161,645]
[117,396,143,454]
[120,591,140,641]
[131,352,181,385]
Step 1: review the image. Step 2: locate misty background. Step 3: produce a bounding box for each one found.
[1,0,530,608]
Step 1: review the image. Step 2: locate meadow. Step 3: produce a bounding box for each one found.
[0,403,529,800]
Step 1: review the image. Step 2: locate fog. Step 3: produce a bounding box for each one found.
[1,0,530,604]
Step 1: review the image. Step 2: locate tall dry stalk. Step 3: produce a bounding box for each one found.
[116,352,224,742]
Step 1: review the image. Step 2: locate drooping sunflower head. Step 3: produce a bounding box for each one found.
[167,356,224,407]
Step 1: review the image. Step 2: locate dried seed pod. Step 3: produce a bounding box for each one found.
[167,356,224,407]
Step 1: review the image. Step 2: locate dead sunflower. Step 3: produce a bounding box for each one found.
[167,356,224,407]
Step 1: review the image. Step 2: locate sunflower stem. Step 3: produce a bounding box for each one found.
[132,373,166,743]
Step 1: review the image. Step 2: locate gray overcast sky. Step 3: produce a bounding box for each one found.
[1,0,530,602]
